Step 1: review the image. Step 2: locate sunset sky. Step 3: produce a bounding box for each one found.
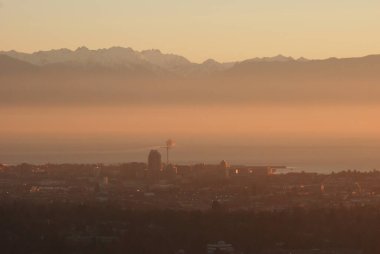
[1,0,379,62]
[1,0,380,168]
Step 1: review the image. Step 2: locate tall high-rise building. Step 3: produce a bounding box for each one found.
[219,160,231,179]
[148,150,162,172]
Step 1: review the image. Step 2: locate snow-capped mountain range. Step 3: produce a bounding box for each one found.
[0,46,303,76]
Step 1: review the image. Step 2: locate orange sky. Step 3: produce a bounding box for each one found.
[1,0,380,62]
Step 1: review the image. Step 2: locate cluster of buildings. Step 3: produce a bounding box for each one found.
[1,145,380,213]
[143,148,276,181]
[0,149,374,254]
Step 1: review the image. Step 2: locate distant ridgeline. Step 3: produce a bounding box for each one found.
[1,47,380,105]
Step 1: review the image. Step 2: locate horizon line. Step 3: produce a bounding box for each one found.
[2,46,380,64]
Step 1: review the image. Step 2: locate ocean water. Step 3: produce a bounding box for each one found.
[1,105,379,173]
[1,135,379,173]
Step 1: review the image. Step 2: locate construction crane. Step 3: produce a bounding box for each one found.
[161,139,175,165]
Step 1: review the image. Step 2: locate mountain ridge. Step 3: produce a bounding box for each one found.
[0,47,231,77]
[1,48,380,106]
[0,46,311,77]
[2,46,380,78]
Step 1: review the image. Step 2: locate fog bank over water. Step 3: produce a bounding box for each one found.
[1,105,380,172]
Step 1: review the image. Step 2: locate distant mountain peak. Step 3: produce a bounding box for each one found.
[297,57,309,62]
[244,54,295,63]
[141,49,162,54]
[268,54,294,62]
[76,46,89,52]
[202,59,220,65]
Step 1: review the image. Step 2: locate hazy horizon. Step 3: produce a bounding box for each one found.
[1,105,380,172]
[1,1,380,172]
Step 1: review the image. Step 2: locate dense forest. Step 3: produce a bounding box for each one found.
[0,201,378,253]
